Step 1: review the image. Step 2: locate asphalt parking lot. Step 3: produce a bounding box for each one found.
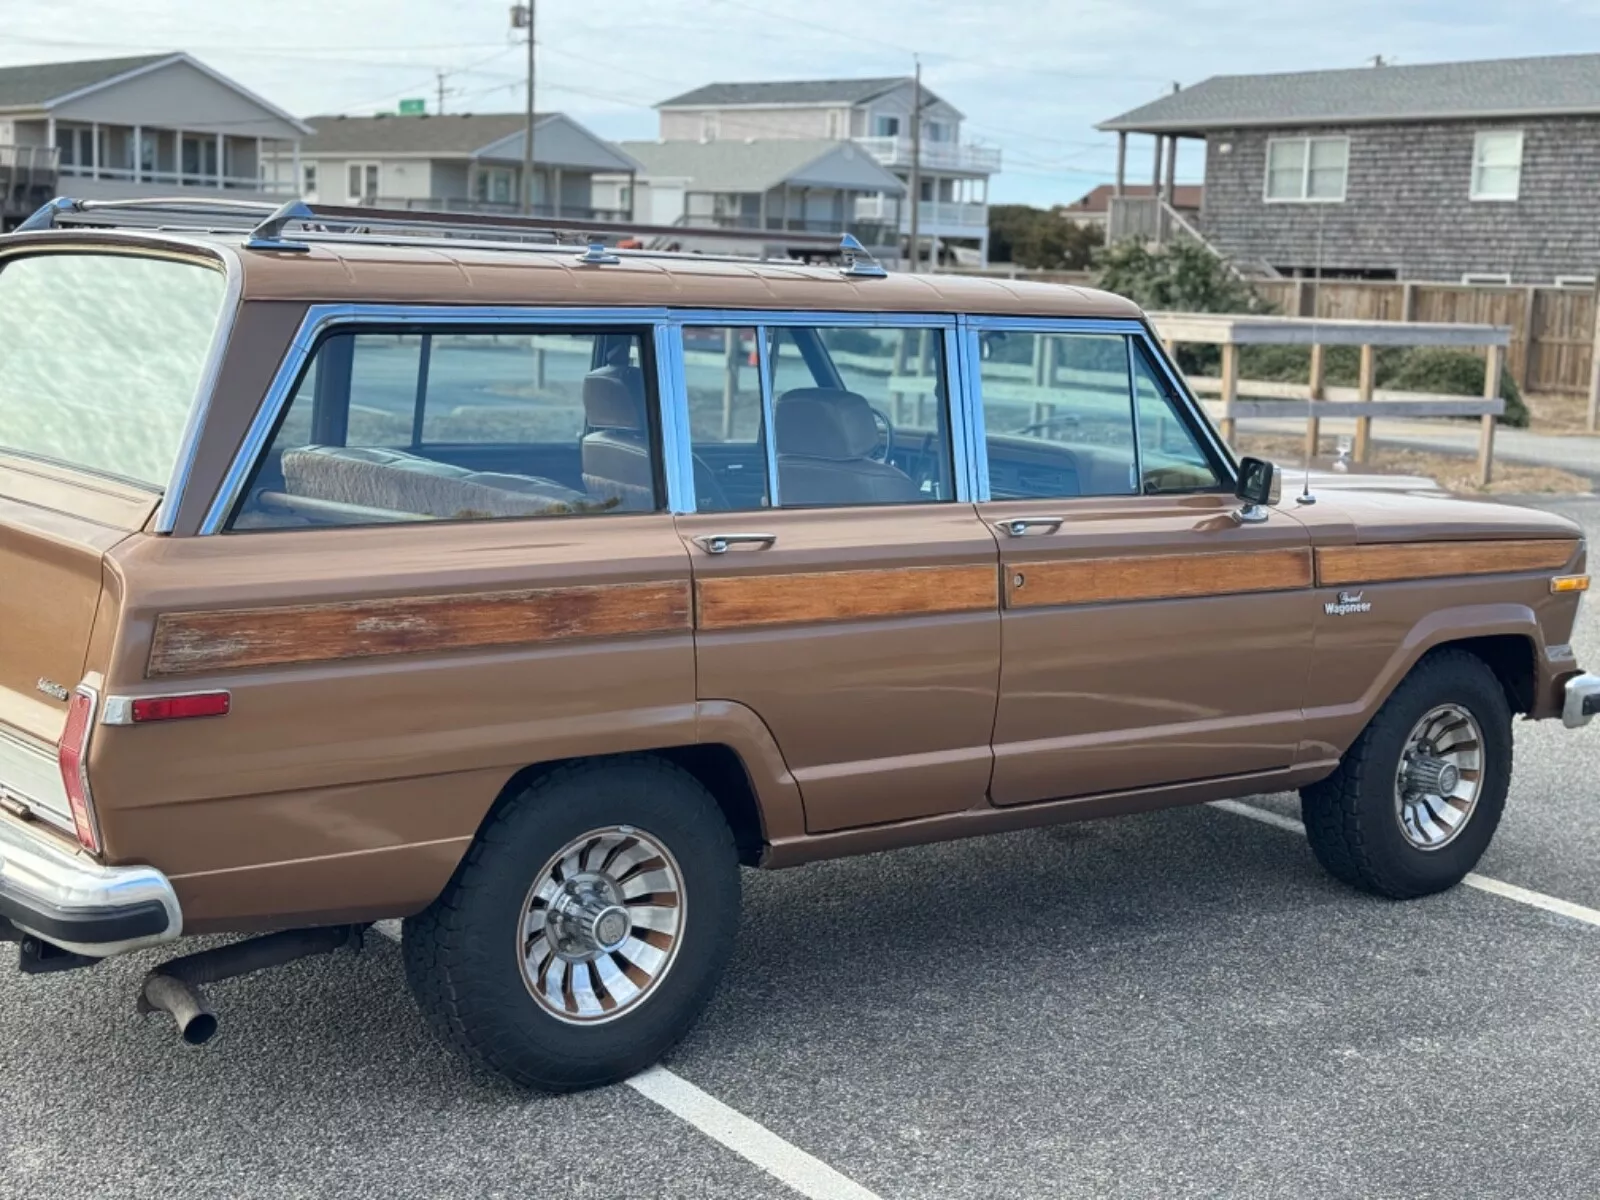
[5,493,1600,1200]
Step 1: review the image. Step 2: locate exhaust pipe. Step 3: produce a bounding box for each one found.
[138,924,363,1046]
[139,973,218,1045]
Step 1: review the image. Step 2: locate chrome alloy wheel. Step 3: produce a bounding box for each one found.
[1394,703,1485,851]
[518,826,685,1024]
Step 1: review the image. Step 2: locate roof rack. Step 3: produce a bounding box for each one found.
[11,196,867,269]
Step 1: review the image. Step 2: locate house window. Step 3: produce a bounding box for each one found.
[826,110,843,139]
[1471,130,1523,201]
[873,115,901,138]
[925,121,948,143]
[701,113,719,142]
[302,163,318,198]
[346,161,380,203]
[474,166,516,205]
[1264,136,1348,202]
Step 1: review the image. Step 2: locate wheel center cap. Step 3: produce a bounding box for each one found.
[1405,755,1459,797]
[588,905,632,952]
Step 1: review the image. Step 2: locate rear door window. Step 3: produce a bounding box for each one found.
[229,327,662,530]
[0,252,226,488]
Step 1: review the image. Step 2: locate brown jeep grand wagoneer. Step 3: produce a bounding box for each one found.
[1,199,1595,1092]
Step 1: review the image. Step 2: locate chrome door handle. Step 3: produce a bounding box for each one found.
[995,517,1064,537]
[693,532,779,554]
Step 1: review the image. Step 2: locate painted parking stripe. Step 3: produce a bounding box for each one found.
[626,1067,885,1200]
[369,921,884,1200]
[1211,799,1600,929]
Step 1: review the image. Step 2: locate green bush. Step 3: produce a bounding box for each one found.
[1388,348,1527,427]
[1235,345,1527,426]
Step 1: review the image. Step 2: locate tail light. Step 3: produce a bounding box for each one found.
[57,686,100,854]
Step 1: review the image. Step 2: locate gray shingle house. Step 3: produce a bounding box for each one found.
[1099,53,1600,284]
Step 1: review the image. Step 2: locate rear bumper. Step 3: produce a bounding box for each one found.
[1563,673,1600,729]
[0,817,182,957]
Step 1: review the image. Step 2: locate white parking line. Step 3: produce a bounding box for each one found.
[627,1067,884,1200]
[368,920,883,1200]
[1210,799,1600,929]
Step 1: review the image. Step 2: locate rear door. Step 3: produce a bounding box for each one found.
[968,320,1314,806]
[0,247,229,832]
[672,315,1001,833]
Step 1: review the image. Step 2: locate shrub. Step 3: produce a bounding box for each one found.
[1388,348,1528,427]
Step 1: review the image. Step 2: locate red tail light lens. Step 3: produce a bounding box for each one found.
[130,692,231,723]
[57,687,100,853]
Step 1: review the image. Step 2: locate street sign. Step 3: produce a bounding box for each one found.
[398,98,427,116]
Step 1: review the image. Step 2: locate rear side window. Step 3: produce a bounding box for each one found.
[229,328,662,530]
[0,253,226,487]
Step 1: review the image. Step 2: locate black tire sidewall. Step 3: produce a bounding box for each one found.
[410,760,739,1089]
[1354,655,1513,895]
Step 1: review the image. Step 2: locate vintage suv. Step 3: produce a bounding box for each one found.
[1,199,1596,1092]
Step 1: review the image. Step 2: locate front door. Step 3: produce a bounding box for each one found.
[970,322,1314,806]
[674,319,1000,833]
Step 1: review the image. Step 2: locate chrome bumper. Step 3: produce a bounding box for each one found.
[1563,673,1600,730]
[0,816,182,958]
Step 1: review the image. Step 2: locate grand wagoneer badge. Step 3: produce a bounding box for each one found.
[1325,591,1373,616]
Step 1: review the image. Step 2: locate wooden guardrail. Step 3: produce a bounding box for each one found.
[1149,313,1512,486]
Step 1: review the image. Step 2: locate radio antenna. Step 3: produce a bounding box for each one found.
[1297,205,1326,505]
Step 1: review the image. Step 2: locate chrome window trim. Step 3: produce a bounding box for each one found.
[197,303,675,535]
[653,324,695,514]
[155,243,245,532]
[753,324,782,508]
[1123,336,1144,494]
[942,326,974,504]
[668,309,954,329]
[954,317,990,502]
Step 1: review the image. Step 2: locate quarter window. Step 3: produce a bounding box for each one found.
[1130,345,1221,493]
[1265,136,1348,202]
[977,331,1138,499]
[1471,131,1523,201]
[228,328,660,531]
[682,324,953,511]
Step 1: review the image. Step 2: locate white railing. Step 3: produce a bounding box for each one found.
[854,136,1002,174]
[56,164,296,194]
[854,195,989,231]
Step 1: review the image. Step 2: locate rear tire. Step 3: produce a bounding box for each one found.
[1300,649,1513,899]
[403,757,740,1092]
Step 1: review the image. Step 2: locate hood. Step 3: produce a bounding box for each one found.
[1278,486,1582,547]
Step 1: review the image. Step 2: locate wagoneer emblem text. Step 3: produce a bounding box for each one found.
[1325,591,1373,617]
[35,678,69,702]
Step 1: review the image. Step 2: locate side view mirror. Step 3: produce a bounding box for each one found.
[1234,456,1280,523]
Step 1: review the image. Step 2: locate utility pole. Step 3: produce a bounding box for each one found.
[512,2,537,214]
[434,69,457,115]
[907,55,922,273]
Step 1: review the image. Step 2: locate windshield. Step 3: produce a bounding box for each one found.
[0,251,227,488]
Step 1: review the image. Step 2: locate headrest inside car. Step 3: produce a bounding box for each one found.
[582,368,646,432]
[776,388,880,460]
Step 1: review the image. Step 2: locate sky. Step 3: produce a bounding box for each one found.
[3,0,1600,207]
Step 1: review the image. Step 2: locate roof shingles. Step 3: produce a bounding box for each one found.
[1101,53,1600,133]
[658,77,924,109]
[0,53,174,109]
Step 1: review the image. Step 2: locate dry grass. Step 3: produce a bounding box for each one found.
[1522,391,1599,436]
[1235,434,1592,496]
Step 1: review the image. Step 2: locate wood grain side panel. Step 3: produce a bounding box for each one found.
[1006,547,1314,610]
[147,581,693,677]
[695,564,998,631]
[1316,539,1578,587]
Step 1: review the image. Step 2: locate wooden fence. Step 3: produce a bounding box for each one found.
[1253,278,1597,397]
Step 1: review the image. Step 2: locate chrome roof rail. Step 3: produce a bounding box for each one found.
[574,239,620,266]
[838,233,888,279]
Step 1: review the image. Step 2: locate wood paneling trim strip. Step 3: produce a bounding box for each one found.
[695,564,998,631]
[1315,539,1578,587]
[147,580,692,677]
[1005,547,1313,610]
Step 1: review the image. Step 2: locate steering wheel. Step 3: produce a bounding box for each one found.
[868,406,896,463]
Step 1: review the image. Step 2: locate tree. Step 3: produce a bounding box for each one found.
[988,205,1100,270]
[1094,238,1267,314]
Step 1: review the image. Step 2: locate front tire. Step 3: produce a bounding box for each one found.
[403,757,740,1091]
[1300,649,1513,899]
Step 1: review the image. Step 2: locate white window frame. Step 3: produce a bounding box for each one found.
[1554,274,1596,289]
[346,160,380,203]
[1460,272,1513,286]
[700,113,719,142]
[1470,130,1524,202]
[1263,135,1349,203]
[874,114,901,138]
[302,162,318,199]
